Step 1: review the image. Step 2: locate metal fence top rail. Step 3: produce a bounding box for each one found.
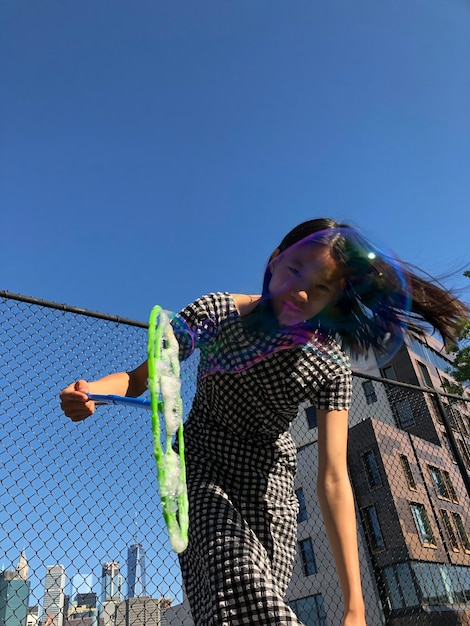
[0,290,148,328]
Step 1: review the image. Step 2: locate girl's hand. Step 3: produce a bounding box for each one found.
[60,380,95,422]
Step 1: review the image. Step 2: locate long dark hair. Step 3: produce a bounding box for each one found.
[249,218,469,353]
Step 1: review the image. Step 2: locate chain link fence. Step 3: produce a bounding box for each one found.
[2,292,470,626]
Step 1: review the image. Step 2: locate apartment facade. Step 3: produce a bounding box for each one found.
[288,332,470,625]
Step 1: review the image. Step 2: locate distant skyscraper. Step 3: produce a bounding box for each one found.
[0,565,30,626]
[42,565,66,626]
[126,544,147,599]
[101,562,122,603]
[16,550,29,581]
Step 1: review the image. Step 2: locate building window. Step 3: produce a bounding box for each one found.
[428,466,458,503]
[452,513,470,551]
[362,380,377,404]
[445,404,462,432]
[430,394,443,423]
[381,365,397,381]
[440,509,460,551]
[361,505,385,551]
[395,398,415,429]
[457,439,470,468]
[443,470,458,502]
[410,503,436,546]
[417,361,433,387]
[289,594,327,626]
[400,455,417,490]
[447,405,468,435]
[413,561,451,604]
[382,563,420,610]
[299,538,317,576]
[305,406,317,429]
[442,433,458,463]
[362,450,382,489]
[296,488,308,523]
[408,335,453,372]
[428,466,450,499]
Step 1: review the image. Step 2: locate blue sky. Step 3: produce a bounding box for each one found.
[1,0,469,323]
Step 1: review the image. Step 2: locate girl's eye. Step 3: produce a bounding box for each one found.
[317,284,330,292]
[289,267,302,278]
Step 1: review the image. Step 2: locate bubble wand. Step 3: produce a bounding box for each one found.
[88,305,188,553]
[148,305,188,554]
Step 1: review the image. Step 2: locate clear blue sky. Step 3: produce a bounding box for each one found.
[2,1,469,322]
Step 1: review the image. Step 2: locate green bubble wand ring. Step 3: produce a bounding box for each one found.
[88,305,188,553]
[148,305,188,554]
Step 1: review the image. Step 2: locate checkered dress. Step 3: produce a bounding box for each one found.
[174,293,352,626]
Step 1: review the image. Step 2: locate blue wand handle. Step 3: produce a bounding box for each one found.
[86,393,151,409]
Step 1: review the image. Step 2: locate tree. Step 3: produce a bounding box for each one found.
[443,270,470,396]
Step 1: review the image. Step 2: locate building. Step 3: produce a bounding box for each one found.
[42,565,66,626]
[16,552,28,583]
[100,563,122,626]
[126,544,147,599]
[348,331,470,625]
[74,594,96,609]
[66,591,98,626]
[100,602,118,626]
[114,597,170,626]
[163,599,193,626]
[26,605,40,626]
[101,564,122,604]
[288,331,470,625]
[0,565,30,626]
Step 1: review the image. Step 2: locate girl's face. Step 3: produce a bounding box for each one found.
[268,243,344,327]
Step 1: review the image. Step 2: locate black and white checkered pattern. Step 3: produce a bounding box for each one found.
[174,293,352,625]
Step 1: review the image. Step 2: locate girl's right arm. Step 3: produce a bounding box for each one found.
[59,361,148,422]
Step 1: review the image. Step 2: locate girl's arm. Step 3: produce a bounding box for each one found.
[60,361,148,422]
[316,408,366,626]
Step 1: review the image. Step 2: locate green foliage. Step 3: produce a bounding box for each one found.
[444,270,470,395]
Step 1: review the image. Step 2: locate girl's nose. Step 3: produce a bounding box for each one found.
[291,290,308,305]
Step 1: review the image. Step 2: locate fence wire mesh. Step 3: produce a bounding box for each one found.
[2,293,470,626]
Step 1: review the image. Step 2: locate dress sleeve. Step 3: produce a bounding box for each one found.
[315,366,352,411]
[171,293,229,361]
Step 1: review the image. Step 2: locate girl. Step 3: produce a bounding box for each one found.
[60,218,468,626]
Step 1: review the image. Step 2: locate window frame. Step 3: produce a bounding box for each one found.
[296,487,308,523]
[305,405,317,429]
[400,454,417,490]
[362,449,383,490]
[361,504,386,552]
[362,380,377,405]
[410,502,436,547]
[299,537,318,576]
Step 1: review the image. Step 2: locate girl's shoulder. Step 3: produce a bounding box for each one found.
[230,293,262,317]
[300,332,351,376]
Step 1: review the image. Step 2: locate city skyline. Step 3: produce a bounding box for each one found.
[0,536,174,612]
[1,549,175,626]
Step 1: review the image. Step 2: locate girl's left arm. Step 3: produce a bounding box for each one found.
[316,408,367,626]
